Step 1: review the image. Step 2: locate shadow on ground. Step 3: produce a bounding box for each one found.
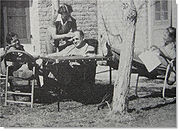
[33,79,112,105]
[3,77,176,112]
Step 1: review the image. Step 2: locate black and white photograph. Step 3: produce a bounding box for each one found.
[0,0,177,128]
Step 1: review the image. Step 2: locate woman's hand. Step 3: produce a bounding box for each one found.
[66,32,75,38]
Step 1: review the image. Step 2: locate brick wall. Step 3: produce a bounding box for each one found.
[38,0,98,54]
[38,0,52,54]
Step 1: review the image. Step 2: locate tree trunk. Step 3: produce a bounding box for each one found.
[112,0,137,114]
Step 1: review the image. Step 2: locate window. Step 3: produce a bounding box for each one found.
[154,0,169,23]
[2,1,31,44]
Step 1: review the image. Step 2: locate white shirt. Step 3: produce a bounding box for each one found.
[47,42,95,57]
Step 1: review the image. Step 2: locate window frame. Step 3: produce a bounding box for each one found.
[153,0,170,26]
[2,1,31,44]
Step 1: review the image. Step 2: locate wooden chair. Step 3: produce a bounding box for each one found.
[3,50,38,108]
[0,74,6,98]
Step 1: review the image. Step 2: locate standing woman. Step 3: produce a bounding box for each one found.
[42,4,77,87]
[47,4,77,54]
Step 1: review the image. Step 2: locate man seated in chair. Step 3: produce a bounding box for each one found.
[42,30,97,93]
[47,30,96,57]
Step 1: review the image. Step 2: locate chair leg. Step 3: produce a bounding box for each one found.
[135,74,140,97]
[9,82,16,101]
[57,87,63,112]
[4,66,9,106]
[57,101,60,112]
[30,67,35,108]
[163,63,171,99]
[109,66,112,85]
[5,66,16,105]
[30,80,34,108]
[36,76,41,88]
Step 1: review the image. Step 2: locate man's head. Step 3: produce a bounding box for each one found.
[72,30,84,48]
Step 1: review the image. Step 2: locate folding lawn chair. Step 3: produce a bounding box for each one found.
[110,48,176,99]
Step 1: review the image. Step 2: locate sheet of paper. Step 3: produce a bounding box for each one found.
[139,51,161,72]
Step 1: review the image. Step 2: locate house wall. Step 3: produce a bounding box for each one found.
[134,0,149,53]
[148,0,177,47]
[38,0,52,54]
[28,0,41,55]
[37,0,151,55]
[172,1,177,27]
[136,0,177,52]
[37,0,177,55]
[0,0,3,48]
[97,0,149,54]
